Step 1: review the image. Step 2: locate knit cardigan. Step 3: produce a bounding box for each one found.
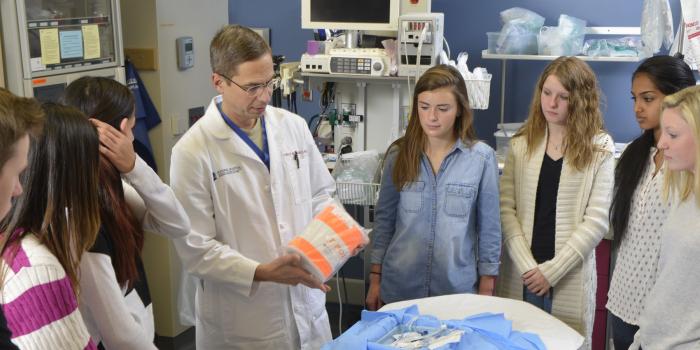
[496,130,614,349]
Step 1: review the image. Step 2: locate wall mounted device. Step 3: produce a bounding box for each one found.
[0,0,125,99]
[397,12,444,77]
[176,36,194,70]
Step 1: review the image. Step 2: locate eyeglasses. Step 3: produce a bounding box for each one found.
[218,73,281,96]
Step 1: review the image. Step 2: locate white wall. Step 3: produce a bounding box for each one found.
[120,0,228,338]
[0,34,5,88]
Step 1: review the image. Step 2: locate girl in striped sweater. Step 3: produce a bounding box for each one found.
[0,87,44,350]
[0,103,102,349]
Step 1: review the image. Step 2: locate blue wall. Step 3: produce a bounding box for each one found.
[229,0,682,145]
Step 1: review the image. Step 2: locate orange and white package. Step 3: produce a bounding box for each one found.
[286,201,369,282]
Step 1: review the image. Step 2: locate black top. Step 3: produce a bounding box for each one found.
[0,308,19,350]
[531,153,563,263]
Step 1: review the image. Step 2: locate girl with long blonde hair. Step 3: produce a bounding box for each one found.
[497,56,614,348]
[631,85,700,349]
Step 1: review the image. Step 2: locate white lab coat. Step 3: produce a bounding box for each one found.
[170,96,335,349]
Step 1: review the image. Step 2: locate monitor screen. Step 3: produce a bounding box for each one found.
[302,0,399,31]
[310,0,390,24]
[33,83,66,103]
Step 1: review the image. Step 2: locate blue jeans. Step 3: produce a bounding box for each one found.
[523,286,553,313]
[611,312,639,350]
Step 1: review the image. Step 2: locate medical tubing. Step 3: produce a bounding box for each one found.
[336,272,343,333]
[443,36,451,61]
[404,314,446,345]
[415,25,429,81]
[403,25,413,101]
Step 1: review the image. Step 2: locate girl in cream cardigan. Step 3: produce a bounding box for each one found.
[496,57,614,349]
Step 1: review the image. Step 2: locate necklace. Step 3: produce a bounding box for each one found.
[549,141,563,151]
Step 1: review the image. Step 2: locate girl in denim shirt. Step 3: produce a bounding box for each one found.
[366,65,502,310]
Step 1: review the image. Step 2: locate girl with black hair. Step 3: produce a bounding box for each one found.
[606,55,695,350]
[62,76,190,349]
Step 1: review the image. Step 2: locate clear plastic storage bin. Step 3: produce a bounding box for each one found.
[494,122,523,162]
[487,32,538,55]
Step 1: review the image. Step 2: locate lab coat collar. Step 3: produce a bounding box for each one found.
[202,96,234,140]
[203,96,280,140]
[201,96,274,166]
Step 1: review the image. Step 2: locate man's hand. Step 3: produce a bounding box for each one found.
[477,275,496,296]
[522,267,550,296]
[254,254,330,292]
[90,118,136,173]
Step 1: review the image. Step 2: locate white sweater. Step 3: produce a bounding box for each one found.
[631,193,700,350]
[496,130,614,349]
[78,156,190,349]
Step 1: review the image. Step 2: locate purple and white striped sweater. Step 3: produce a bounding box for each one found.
[1,233,96,350]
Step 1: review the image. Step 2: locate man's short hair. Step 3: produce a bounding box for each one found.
[210,24,272,78]
[0,88,44,170]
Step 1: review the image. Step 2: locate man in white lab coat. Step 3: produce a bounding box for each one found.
[170,25,335,349]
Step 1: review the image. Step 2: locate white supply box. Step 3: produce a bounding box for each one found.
[300,54,331,74]
[301,48,391,76]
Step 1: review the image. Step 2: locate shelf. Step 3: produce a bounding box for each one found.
[481,50,641,63]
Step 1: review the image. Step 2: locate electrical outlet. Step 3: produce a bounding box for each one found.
[188,106,205,127]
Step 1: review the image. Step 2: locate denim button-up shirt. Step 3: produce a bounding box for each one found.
[370,139,502,303]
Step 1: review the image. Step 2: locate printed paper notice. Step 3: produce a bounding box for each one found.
[59,30,83,59]
[30,57,46,72]
[39,28,60,65]
[82,25,100,59]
